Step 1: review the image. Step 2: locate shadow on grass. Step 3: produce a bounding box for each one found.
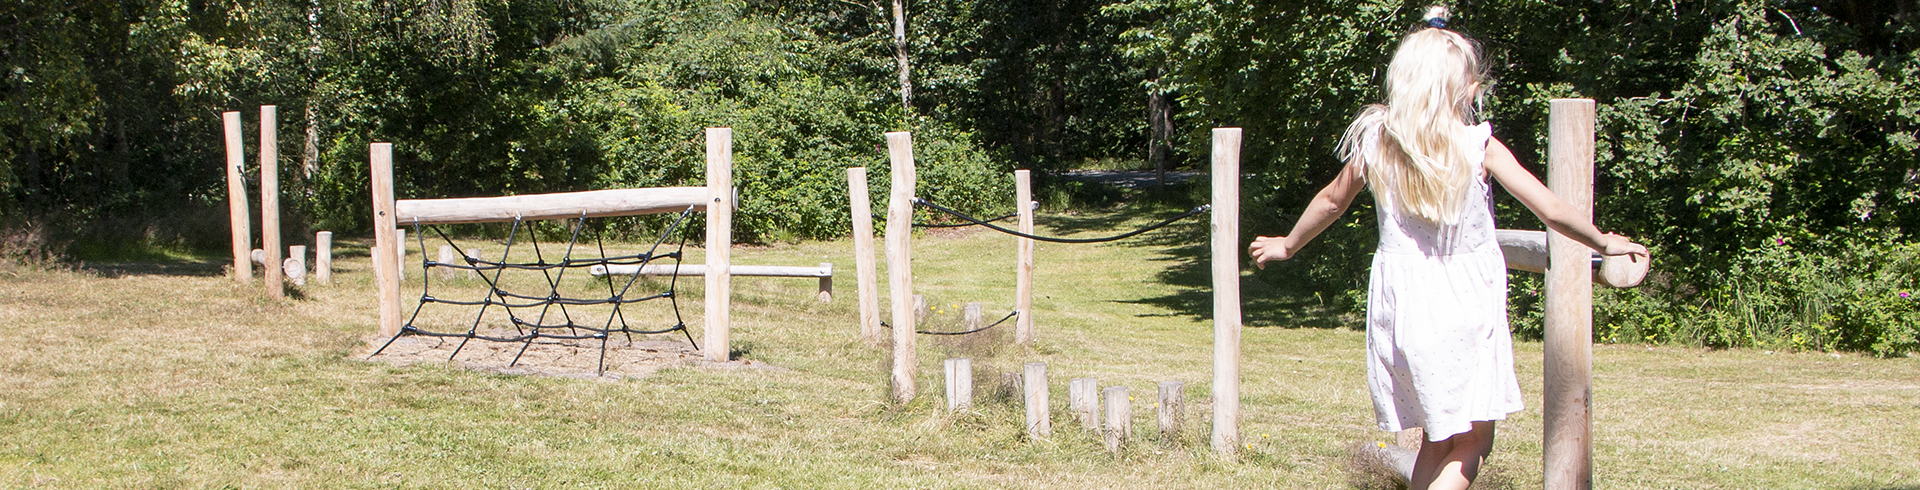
[81,258,228,278]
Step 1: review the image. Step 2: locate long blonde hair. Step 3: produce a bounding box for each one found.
[1338,6,1488,225]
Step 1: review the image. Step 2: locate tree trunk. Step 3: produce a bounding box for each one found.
[890,0,912,112]
[1148,74,1173,190]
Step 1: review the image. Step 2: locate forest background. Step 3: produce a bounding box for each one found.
[1,0,1915,355]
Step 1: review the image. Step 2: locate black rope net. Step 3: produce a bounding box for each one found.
[368,207,700,375]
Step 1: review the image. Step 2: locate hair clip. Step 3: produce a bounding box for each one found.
[1425,17,1448,30]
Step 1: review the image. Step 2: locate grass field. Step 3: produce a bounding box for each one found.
[2,204,1916,488]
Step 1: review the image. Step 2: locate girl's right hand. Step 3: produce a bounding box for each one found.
[1248,236,1292,269]
[1601,233,1650,260]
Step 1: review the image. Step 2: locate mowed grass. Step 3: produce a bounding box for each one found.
[2,205,1917,488]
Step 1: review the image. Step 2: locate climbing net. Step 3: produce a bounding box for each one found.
[368,208,699,374]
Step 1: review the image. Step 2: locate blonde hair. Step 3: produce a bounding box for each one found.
[1338,6,1488,225]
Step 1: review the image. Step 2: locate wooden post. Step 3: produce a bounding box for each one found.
[1158,380,1185,440]
[848,167,883,345]
[944,357,972,411]
[223,112,252,283]
[394,228,407,281]
[705,127,734,363]
[437,245,458,280]
[1104,386,1131,453]
[1014,169,1036,345]
[1544,99,1596,490]
[886,130,918,403]
[261,106,283,298]
[963,302,983,331]
[369,143,401,337]
[286,245,307,287]
[1210,127,1243,454]
[914,294,928,323]
[1070,378,1101,431]
[1023,362,1051,439]
[817,262,834,303]
[315,231,332,285]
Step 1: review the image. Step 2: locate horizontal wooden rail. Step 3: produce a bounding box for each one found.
[394,187,708,225]
[588,263,831,278]
[591,262,834,303]
[1498,229,1647,288]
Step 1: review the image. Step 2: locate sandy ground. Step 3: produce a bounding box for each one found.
[362,328,768,379]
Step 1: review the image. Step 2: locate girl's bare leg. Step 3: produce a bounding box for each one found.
[1410,421,1496,490]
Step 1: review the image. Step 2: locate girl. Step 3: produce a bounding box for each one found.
[1247,6,1648,490]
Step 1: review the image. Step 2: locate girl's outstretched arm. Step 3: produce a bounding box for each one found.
[1249,159,1367,269]
[1484,137,1649,259]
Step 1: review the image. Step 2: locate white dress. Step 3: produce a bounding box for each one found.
[1363,122,1524,442]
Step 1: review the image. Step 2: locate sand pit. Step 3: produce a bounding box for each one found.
[362,329,767,379]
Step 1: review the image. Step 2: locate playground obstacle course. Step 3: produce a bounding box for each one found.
[861,99,1642,489]
[363,127,737,364]
[222,106,332,294]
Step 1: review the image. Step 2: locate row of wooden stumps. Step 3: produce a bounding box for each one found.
[857,100,1616,489]
[848,129,1245,452]
[223,106,336,290]
[941,358,1185,453]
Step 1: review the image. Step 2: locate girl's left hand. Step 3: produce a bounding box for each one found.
[1248,236,1292,269]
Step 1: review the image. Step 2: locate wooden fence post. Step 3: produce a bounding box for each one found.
[945,358,972,411]
[369,143,401,337]
[1023,362,1051,439]
[885,131,918,403]
[315,231,332,285]
[1544,99,1596,490]
[1158,380,1185,441]
[286,245,307,286]
[705,127,734,363]
[223,112,251,283]
[1071,378,1100,431]
[848,167,883,345]
[1014,169,1035,345]
[1104,386,1131,453]
[260,106,283,297]
[1210,127,1243,454]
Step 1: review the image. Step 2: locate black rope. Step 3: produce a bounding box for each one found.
[912,198,1210,244]
[869,212,1020,228]
[881,310,1020,336]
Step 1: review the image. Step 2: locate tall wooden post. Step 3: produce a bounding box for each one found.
[705,127,734,362]
[223,112,252,283]
[1209,127,1243,454]
[885,131,918,403]
[1544,99,1596,490]
[369,143,401,337]
[1014,169,1036,345]
[848,167,883,345]
[260,106,284,298]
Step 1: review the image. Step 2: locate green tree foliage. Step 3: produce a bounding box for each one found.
[1116,0,1917,354]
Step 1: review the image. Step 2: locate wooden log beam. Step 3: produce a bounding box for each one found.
[1544,98,1596,490]
[1210,127,1243,454]
[848,167,883,345]
[886,131,918,404]
[369,143,402,338]
[704,128,733,363]
[261,106,283,298]
[394,187,709,226]
[1498,230,1648,288]
[223,112,251,283]
[590,263,832,278]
